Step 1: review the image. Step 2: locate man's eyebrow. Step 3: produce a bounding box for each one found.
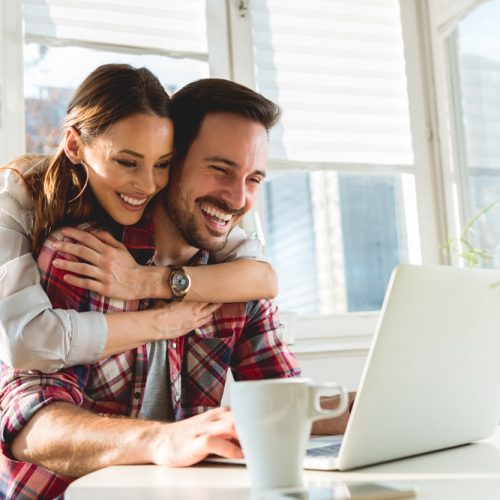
[205,156,238,167]
[205,156,267,178]
[117,149,173,160]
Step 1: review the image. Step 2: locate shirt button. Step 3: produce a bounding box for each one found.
[134,391,141,399]
[171,342,177,349]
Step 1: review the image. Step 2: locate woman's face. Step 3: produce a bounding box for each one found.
[76,113,173,226]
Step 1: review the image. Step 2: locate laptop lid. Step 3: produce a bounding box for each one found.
[337,264,500,470]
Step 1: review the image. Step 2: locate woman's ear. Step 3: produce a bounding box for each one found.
[63,127,83,164]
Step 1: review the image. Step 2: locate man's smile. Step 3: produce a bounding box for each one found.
[200,202,233,227]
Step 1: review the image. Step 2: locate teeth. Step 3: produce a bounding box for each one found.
[119,194,147,206]
[201,204,232,222]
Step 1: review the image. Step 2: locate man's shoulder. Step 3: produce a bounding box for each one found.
[38,223,99,278]
[45,222,98,243]
[215,299,275,322]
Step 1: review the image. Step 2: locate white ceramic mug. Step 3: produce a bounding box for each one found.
[230,378,348,490]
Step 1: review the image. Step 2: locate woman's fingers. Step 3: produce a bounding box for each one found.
[51,240,100,264]
[61,274,104,294]
[52,259,102,279]
[59,227,108,252]
[202,303,222,313]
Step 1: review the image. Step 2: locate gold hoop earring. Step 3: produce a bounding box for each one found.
[68,160,90,203]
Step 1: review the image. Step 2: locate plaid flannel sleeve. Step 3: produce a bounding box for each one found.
[0,363,90,460]
[37,228,92,311]
[231,299,301,380]
[0,229,92,459]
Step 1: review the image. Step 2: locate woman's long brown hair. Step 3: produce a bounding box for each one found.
[3,64,171,255]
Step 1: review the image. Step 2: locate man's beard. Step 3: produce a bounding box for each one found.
[163,190,242,253]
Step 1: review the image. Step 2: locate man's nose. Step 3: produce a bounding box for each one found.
[221,177,247,210]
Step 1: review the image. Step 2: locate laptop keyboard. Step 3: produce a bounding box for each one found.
[306,442,342,458]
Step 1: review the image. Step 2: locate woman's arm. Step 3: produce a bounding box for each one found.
[0,174,107,371]
[101,301,220,358]
[51,226,278,302]
[39,228,222,361]
[0,174,219,370]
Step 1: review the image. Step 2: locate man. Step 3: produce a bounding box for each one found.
[0,79,349,499]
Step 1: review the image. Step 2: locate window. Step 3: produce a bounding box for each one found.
[445,0,500,267]
[22,0,209,154]
[246,0,421,316]
[24,44,208,154]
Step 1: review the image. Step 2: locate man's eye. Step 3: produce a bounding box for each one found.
[209,165,228,174]
[116,159,137,168]
[248,177,263,185]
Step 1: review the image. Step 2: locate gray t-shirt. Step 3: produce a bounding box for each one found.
[139,340,174,421]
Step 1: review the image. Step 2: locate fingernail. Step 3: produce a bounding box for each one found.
[51,241,60,249]
[53,259,61,266]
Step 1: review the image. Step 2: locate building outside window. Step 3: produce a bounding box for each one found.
[446,0,500,268]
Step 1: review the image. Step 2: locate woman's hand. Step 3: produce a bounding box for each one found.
[52,227,148,300]
[102,301,222,358]
[152,300,222,339]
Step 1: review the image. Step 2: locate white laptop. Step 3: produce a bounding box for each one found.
[210,264,500,471]
[304,263,500,470]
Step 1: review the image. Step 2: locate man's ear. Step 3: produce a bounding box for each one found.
[63,127,83,164]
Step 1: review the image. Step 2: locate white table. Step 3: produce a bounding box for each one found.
[66,427,500,499]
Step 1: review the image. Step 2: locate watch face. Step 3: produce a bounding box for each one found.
[172,272,190,292]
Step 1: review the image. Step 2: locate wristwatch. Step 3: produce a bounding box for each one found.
[167,266,192,301]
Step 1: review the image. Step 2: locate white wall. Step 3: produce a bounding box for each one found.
[295,351,367,391]
[0,1,25,164]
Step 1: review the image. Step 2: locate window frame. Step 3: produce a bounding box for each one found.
[0,0,25,165]
[424,0,489,268]
[223,0,447,342]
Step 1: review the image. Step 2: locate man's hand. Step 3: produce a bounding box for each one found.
[11,403,241,478]
[311,391,357,435]
[151,407,243,467]
[51,227,150,300]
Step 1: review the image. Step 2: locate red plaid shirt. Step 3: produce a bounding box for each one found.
[0,217,300,499]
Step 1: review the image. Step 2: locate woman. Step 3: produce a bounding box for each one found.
[0,63,276,373]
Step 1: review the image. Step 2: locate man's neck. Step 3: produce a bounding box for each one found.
[152,200,199,267]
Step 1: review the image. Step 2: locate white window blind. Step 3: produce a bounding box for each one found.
[250,0,413,167]
[22,0,207,59]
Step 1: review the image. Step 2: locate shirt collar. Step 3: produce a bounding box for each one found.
[187,249,209,266]
[121,213,212,268]
[121,212,156,265]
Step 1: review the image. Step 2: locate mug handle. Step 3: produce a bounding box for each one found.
[308,383,348,421]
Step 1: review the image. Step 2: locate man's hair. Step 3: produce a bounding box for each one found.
[171,78,281,163]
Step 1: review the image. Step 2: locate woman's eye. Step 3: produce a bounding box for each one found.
[156,161,171,169]
[116,159,137,168]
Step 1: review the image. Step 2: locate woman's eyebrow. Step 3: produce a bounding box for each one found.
[117,149,173,159]
[117,149,144,158]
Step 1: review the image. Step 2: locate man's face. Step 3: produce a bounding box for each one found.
[164,112,269,252]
